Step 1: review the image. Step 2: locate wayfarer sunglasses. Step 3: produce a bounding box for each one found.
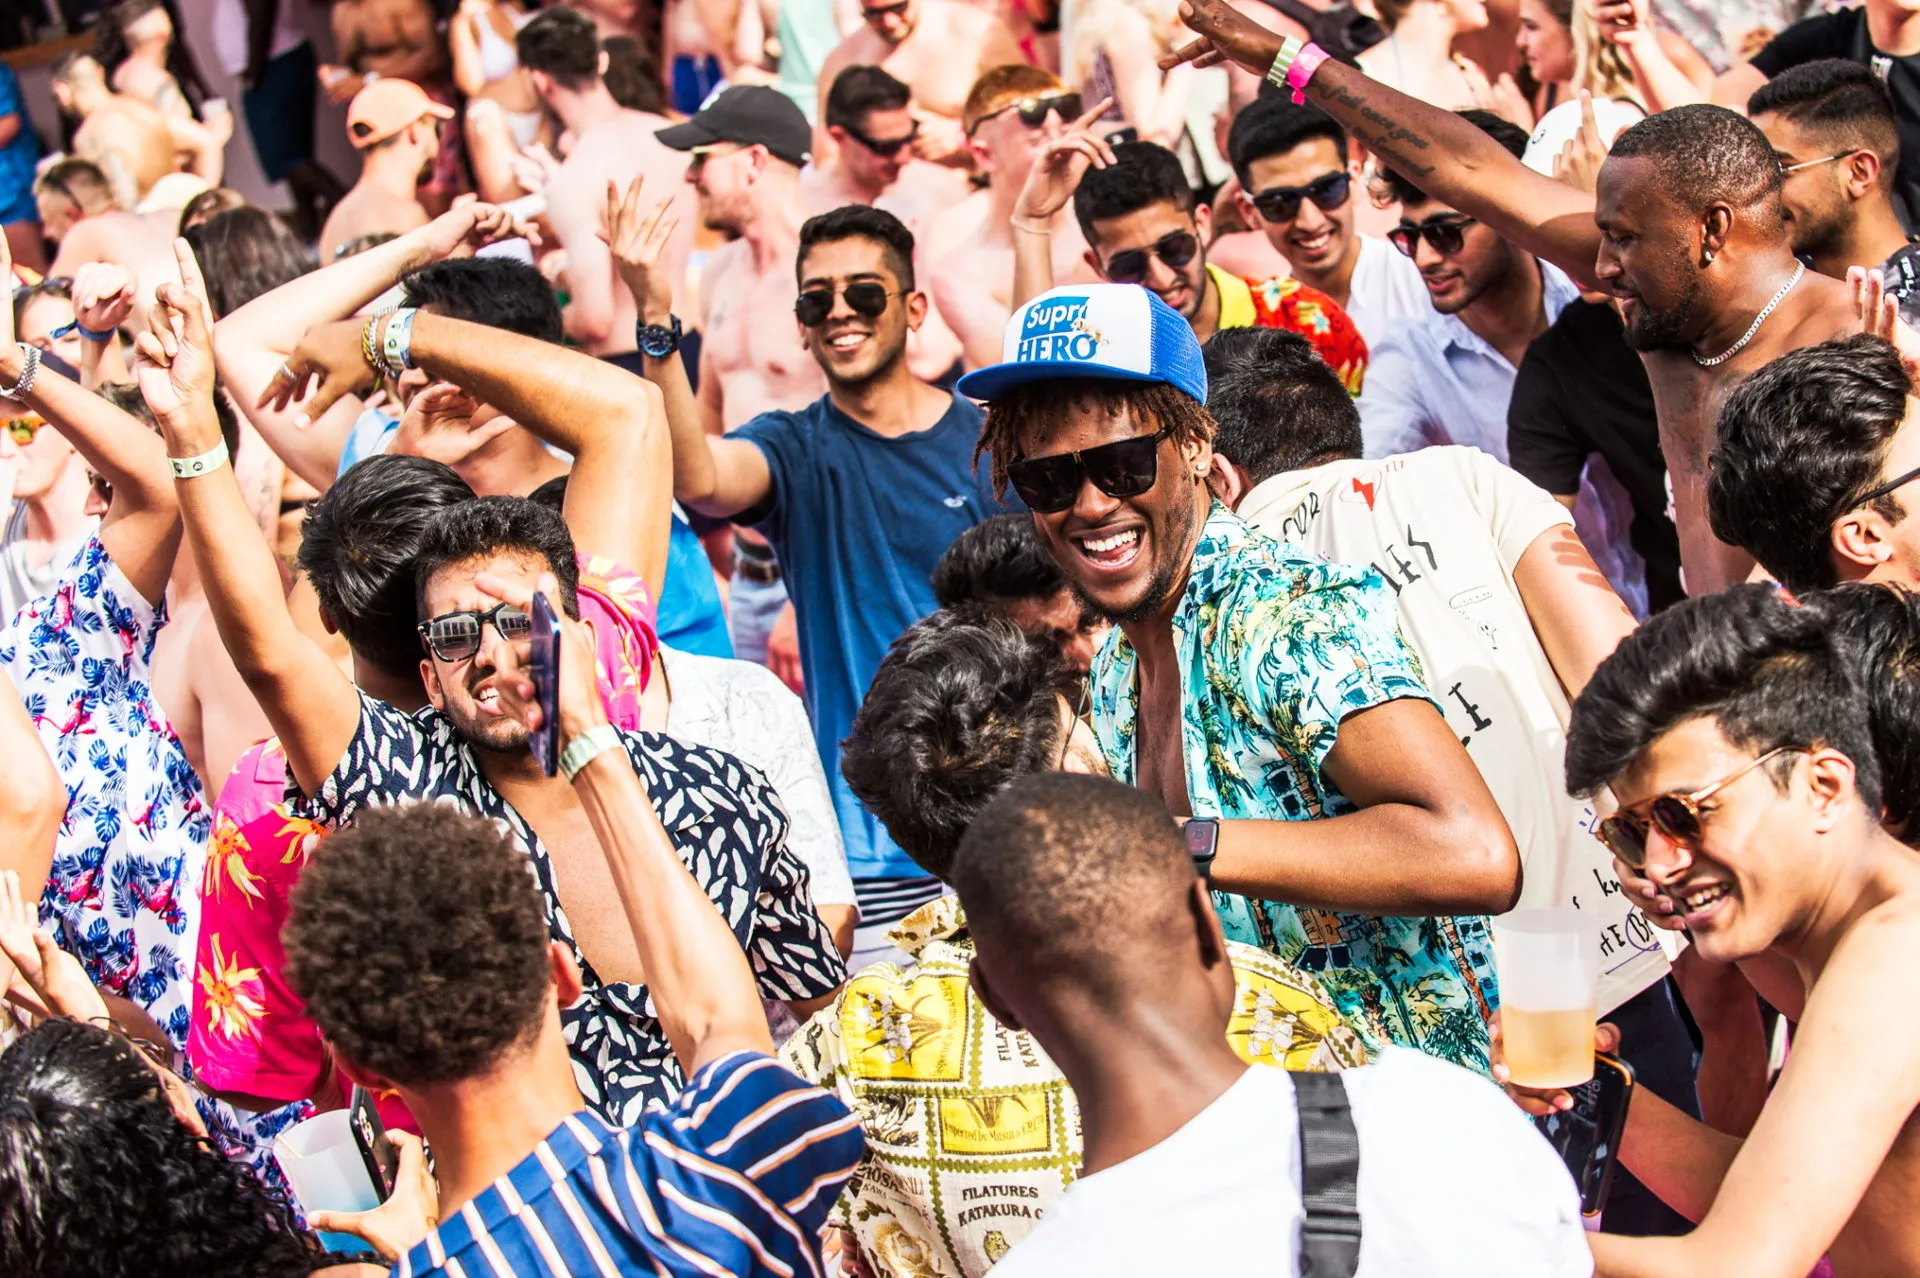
[1006,427,1172,513]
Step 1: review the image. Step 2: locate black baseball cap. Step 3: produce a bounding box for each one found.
[656,86,813,169]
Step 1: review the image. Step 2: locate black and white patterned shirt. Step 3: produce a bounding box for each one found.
[290,695,847,1124]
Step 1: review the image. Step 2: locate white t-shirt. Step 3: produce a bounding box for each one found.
[1238,447,1673,1013]
[659,645,856,910]
[1341,235,1431,349]
[990,1047,1593,1278]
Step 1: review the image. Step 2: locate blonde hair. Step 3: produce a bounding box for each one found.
[1556,0,1640,105]
[1060,0,1181,95]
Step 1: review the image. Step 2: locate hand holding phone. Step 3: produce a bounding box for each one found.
[527,591,562,777]
[1533,1052,1634,1216]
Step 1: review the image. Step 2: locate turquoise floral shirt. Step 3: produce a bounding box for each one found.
[1090,504,1501,1072]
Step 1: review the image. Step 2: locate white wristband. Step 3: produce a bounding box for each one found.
[169,437,229,479]
[560,723,625,781]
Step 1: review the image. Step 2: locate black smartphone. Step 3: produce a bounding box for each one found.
[527,590,561,777]
[349,1086,398,1203]
[1533,1052,1635,1216]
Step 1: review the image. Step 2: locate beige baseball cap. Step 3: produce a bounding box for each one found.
[346,78,454,150]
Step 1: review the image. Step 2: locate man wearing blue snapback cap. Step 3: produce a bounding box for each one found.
[959,284,1522,1071]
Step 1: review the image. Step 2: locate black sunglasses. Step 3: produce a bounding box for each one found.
[795,280,899,327]
[1251,171,1352,224]
[1854,462,1920,511]
[862,1,909,18]
[971,92,1083,134]
[1006,427,1173,513]
[1388,215,1477,258]
[417,601,530,662]
[843,121,919,157]
[1102,231,1199,286]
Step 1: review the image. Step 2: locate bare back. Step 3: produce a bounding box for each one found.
[319,184,431,264]
[546,110,695,356]
[700,238,826,430]
[73,99,175,204]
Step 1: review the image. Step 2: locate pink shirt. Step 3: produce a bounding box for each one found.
[186,557,658,1129]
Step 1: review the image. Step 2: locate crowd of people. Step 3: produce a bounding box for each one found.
[0,0,1917,1273]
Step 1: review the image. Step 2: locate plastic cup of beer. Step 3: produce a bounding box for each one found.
[1494,909,1601,1088]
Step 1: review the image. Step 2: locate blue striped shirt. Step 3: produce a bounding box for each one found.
[393,1053,865,1278]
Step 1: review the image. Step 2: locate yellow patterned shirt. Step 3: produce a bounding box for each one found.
[779,895,1369,1278]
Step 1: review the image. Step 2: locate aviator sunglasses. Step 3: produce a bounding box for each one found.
[1006,427,1173,513]
[417,601,531,662]
[1101,231,1199,286]
[1593,746,1800,870]
[1388,214,1477,258]
[794,280,900,327]
[1250,171,1352,224]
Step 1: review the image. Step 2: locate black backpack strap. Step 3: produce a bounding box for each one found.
[1294,1071,1362,1278]
[1250,0,1323,27]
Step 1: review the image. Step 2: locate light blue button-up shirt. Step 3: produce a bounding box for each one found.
[1358,262,1580,462]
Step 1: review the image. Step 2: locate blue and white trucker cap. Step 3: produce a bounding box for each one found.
[955,284,1208,406]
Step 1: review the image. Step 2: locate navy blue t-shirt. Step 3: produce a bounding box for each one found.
[734,393,999,882]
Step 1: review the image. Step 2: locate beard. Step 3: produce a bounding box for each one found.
[1072,477,1199,627]
[444,698,532,756]
[1621,279,1705,352]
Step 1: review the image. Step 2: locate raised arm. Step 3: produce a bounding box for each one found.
[0,238,178,604]
[1165,0,1605,286]
[481,568,776,1071]
[1009,102,1117,312]
[603,178,774,517]
[1213,698,1522,914]
[214,202,531,489]
[135,240,361,799]
[407,312,673,591]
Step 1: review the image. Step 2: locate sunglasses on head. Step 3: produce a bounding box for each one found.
[794,280,899,327]
[5,414,43,445]
[417,601,530,662]
[843,121,919,157]
[1006,427,1172,513]
[1101,230,1199,286]
[1251,171,1352,224]
[971,92,1083,134]
[1594,746,1799,870]
[1388,214,1477,258]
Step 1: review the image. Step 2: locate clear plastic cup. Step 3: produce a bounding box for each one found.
[1495,909,1601,1088]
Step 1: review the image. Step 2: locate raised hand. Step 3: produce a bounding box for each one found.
[308,1131,442,1261]
[1592,0,1652,46]
[1553,90,1608,195]
[390,381,516,467]
[71,263,138,337]
[257,317,378,426]
[420,197,540,262]
[1013,98,1119,224]
[1161,0,1285,74]
[599,176,680,326]
[132,238,219,433]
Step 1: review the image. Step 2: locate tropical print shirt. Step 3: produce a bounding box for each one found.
[0,537,205,1047]
[1088,505,1501,1072]
[780,895,1367,1278]
[1209,264,1370,396]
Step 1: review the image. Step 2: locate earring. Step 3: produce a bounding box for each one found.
[1703,250,1715,265]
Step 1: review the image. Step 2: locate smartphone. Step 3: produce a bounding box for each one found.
[348,1087,398,1203]
[528,591,561,777]
[1533,1052,1635,1216]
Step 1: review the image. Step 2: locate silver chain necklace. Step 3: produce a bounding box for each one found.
[1693,262,1805,367]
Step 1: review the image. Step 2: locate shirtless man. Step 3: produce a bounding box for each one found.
[509,6,694,365]
[49,52,226,206]
[817,0,1027,168]
[1165,0,1878,596]
[318,78,451,263]
[929,65,1101,370]
[804,65,968,379]
[1493,585,1920,1278]
[35,159,181,327]
[320,0,456,209]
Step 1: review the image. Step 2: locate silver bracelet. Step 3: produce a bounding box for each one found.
[0,343,41,399]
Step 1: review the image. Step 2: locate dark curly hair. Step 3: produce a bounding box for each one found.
[0,1019,326,1278]
[283,803,555,1087]
[975,377,1214,498]
[841,610,1074,880]
[411,495,582,624]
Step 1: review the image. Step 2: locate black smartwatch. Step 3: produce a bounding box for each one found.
[1183,818,1219,880]
[636,314,682,359]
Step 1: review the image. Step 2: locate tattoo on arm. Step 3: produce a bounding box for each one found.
[1322,83,1436,178]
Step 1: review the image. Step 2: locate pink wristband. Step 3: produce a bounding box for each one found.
[1287,42,1331,104]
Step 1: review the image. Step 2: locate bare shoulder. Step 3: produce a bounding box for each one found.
[1803,891,1920,1025]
